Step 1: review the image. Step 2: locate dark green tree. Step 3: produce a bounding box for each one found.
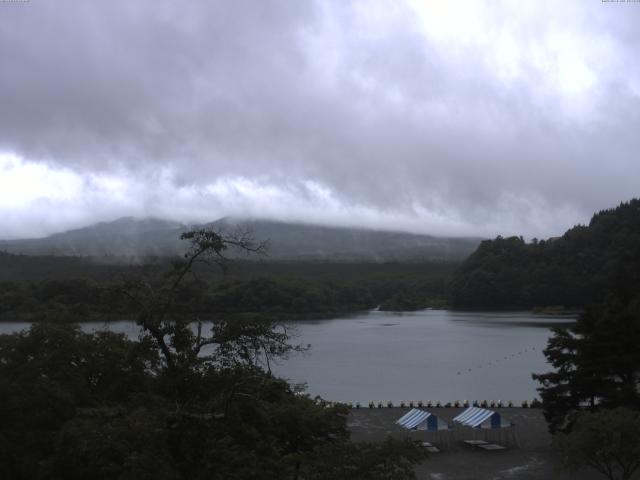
[451,198,640,309]
[533,296,640,432]
[0,227,427,479]
[299,437,427,480]
[555,408,640,480]
[0,323,159,480]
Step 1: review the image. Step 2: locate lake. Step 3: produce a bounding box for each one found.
[0,309,573,404]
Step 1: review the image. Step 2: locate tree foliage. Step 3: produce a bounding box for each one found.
[0,250,456,321]
[451,199,640,308]
[0,323,159,479]
[533,296,640,433]
[299,438,427,480]
[555,408,640,480]
[0,227,426,479]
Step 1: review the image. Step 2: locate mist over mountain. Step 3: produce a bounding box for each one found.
[0,217,482,263]
[0,217,187,261]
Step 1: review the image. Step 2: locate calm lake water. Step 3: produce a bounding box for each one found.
[0,310,574,403]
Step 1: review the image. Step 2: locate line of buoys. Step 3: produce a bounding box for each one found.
[456,346,540,376]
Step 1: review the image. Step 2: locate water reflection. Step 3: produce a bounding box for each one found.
[274,309,575,403]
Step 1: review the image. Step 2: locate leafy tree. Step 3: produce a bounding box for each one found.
[116,228,271,403]
[52,406,178,480]
[0,323,159,480]
[299,437,427,480]
[0,227,427,479]
[555,408,640,480]
[533,296,640,433]
[451,198,640,309]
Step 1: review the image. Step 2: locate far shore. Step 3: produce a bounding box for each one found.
[0,306,580,324]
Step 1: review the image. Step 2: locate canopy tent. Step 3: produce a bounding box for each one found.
[453,407,511,429]
[396,408,449,431]
[453,407,518,447]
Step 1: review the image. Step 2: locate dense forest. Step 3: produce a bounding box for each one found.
[450,199,640,308]
[0,230,426,479]
[529,202,640,479]
[0,253,454,322]
[5,199,640,320]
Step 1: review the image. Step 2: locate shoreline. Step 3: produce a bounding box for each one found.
[0,306,580,323]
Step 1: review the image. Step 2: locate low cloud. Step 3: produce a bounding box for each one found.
[1,0,639,239]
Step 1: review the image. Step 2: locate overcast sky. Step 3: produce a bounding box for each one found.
[1,0,639,239]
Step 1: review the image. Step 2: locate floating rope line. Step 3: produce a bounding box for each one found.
[456,347,538,376]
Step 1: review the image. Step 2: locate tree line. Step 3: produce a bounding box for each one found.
[449,199,640,479]
[0,228,427,479]
[451,199,640,309]
[524,200,640,480]
[0,258,454,322]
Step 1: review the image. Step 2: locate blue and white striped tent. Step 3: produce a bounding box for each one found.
[396,409,449,431]
[453,407,511,429]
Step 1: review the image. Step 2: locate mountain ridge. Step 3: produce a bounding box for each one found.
[0,216,483,263]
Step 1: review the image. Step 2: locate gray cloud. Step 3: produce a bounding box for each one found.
[1,0,639,239]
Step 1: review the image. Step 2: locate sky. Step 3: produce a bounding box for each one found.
[1,0,639,240]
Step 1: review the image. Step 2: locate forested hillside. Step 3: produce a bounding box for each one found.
[0,254,454,321]
[451,199,640,308]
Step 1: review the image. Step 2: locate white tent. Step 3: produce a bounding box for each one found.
[396,408,449,431]
[453,407,518,447]
[396,408,452,448]
[453,407,511,429]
